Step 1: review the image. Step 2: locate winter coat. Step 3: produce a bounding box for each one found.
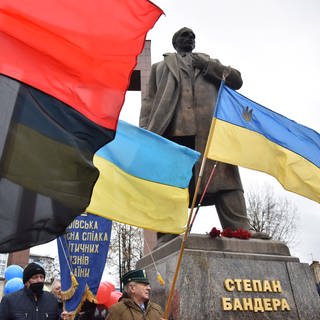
[106,298,163,320]
[140,53,244,204]
[0,287,60,320]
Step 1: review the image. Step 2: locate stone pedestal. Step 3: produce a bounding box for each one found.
[137,234,320,320]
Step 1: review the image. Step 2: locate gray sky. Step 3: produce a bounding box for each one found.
[32,0,320,266]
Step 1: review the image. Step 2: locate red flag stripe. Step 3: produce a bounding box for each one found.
[0,0,163,129]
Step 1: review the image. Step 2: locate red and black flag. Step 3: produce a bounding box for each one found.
[0,0,162,252]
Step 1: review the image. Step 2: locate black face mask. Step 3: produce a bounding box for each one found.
[29,282,44,296]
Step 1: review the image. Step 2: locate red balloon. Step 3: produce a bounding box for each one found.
[96,281,115,305]
[106,291,122,308]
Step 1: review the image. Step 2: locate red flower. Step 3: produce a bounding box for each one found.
[208,227,252,240]
[209,227,221,238]
[221,228,234,238]
[232,228,251,239]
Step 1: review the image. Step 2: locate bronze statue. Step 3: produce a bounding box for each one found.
[140,27,269,241]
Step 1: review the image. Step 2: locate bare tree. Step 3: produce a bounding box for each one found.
[245,184,298,246]
[106,222,143,289]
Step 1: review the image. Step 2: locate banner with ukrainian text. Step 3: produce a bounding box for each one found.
[207,82,320,203]
[87,121,200,234]
[57,213,112,315]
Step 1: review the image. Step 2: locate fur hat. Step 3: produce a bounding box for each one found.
[23,262,45,284]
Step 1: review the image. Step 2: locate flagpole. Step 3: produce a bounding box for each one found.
[163,84,223,319]
[163,157,207,319]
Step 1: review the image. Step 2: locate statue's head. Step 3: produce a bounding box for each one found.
[172,27,195,53]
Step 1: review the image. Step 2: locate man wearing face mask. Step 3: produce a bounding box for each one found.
[0,262,72,319]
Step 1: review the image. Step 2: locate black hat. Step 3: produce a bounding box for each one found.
[121,269,149,286]
[23,262,45,284]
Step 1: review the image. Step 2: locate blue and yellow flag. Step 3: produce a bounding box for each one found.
[208,83,320,203]
[87,121,200,234]
[57,213,112,315]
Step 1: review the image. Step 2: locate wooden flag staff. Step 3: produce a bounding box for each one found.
[163,115,218,319]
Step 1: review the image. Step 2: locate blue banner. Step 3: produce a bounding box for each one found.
[57,213,112,313]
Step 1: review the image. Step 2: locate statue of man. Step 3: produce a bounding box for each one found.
[140,27,269,241]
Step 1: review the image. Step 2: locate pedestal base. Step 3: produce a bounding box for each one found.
[137,234,320,320]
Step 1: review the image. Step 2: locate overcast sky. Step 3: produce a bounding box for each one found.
[32,0,320,266]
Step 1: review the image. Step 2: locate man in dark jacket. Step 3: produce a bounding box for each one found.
[140,27,270,241]
[107,269,164,320]
[0,262,71,320]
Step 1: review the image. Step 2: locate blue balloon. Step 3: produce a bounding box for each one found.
[4,264,23,281]
[4,277,24,295]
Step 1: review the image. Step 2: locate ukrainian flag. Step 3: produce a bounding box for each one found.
[208,83,320,203]
[87,121,200,234]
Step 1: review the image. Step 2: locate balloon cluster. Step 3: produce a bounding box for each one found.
[3,264,24,295]
[96,281,122,308]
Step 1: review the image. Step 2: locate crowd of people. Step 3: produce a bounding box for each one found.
[0,262,162,320]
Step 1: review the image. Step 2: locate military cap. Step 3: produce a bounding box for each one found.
[121,269,149,286]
